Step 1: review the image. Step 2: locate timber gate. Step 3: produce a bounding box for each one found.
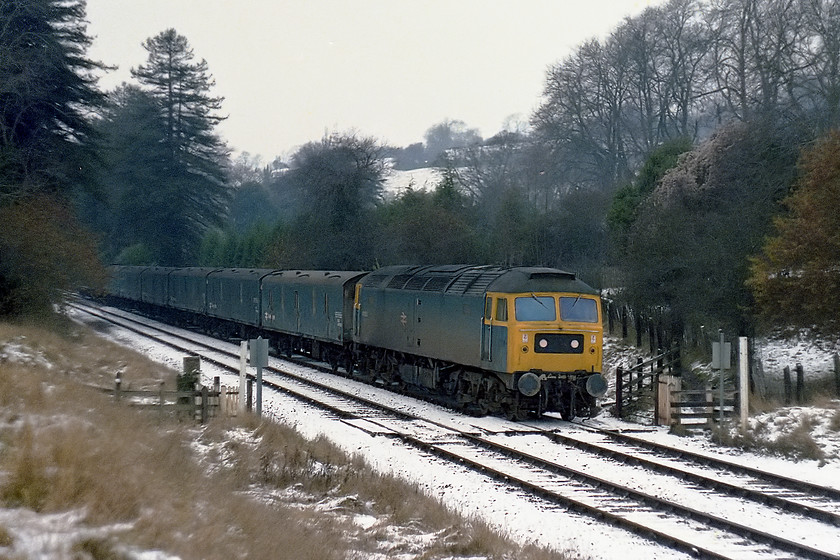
[614,346,681,425]
[614,346,740,427]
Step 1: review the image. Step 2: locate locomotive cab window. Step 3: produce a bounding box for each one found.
[484,297,493,320]
[515,295,556,322]
[494,298,508,321]
[559,296,599,323]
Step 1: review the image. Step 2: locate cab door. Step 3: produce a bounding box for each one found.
[481,296,493,361]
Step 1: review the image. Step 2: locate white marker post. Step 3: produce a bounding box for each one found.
[239,341,248,413]
[249,337,269,416]
[739,337,749,431]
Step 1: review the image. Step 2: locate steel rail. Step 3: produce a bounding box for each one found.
[542,428,840,526]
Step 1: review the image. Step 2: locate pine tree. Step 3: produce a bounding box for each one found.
[94,85,173,262]
[0,0,105,198]
[128,28,231,265]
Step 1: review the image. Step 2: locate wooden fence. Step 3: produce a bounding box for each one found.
[614,346,682,425]
[111,375,239,423]
[667,385,738,427]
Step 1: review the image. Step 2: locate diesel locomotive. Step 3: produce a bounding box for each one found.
[106,264,607,420]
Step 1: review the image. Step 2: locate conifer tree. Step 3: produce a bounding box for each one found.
[0,0,105,198]
[127,28,231,265]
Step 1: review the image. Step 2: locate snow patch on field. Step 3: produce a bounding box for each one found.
[0,337,54,370]
[382,167,443,198]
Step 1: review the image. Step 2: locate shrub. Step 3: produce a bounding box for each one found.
[0,194,106,316]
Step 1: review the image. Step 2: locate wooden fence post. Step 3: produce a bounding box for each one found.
[795,363,804,404]
[615,367,624,418]
[240,341,248,413]
[159,380,165,420]
[213,376,221,418]
[648,318,655,352]
[636,357,644,394]
[246,378,253,412]
[752,357,767,400]
[654,371,660,425]
[635,312,642,348]
[200,385,209,424]
[621,306,628,340]
[739,337,749,431]
[783,366,792,405]
[705,383,713,427]
[656,373,672,426]
[835,354,840,398]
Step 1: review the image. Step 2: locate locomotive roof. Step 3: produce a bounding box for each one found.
[359,265,599,296]
[206,268,276,280]
[168,267,223,278]
[262,270,367,286]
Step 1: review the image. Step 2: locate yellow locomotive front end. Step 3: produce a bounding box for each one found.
[484,290,606,418]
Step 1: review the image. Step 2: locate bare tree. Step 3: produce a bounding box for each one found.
[800,0,840,127]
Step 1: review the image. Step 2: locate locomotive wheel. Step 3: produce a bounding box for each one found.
[558,389,576,421]
[505,405,528,421]
[328,353,340,374]
[504,396,528,421]
[476,378,503,416]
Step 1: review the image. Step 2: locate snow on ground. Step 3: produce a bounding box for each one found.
[754,330,839,393]
[0,509,175,560]
[5,311,840,559]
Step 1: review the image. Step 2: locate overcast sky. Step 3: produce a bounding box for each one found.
[85,0,663,162]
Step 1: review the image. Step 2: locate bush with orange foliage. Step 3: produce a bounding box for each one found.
[0,195,106,316]
[749,130,840,335]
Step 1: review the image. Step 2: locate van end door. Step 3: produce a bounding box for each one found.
[353,283,362,338]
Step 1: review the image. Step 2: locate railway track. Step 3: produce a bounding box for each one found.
[70,300,840,560]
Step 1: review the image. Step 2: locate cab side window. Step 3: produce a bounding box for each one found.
[495,298,508,321]
[484,297,493,320]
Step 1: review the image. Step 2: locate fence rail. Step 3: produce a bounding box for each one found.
[614,346,681,423]
[102,375,239,423]
[670,388,738,424]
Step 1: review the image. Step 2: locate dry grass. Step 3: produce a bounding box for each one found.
[0,317,575,560]
[830,409,840,432]
[713,411,829,462]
